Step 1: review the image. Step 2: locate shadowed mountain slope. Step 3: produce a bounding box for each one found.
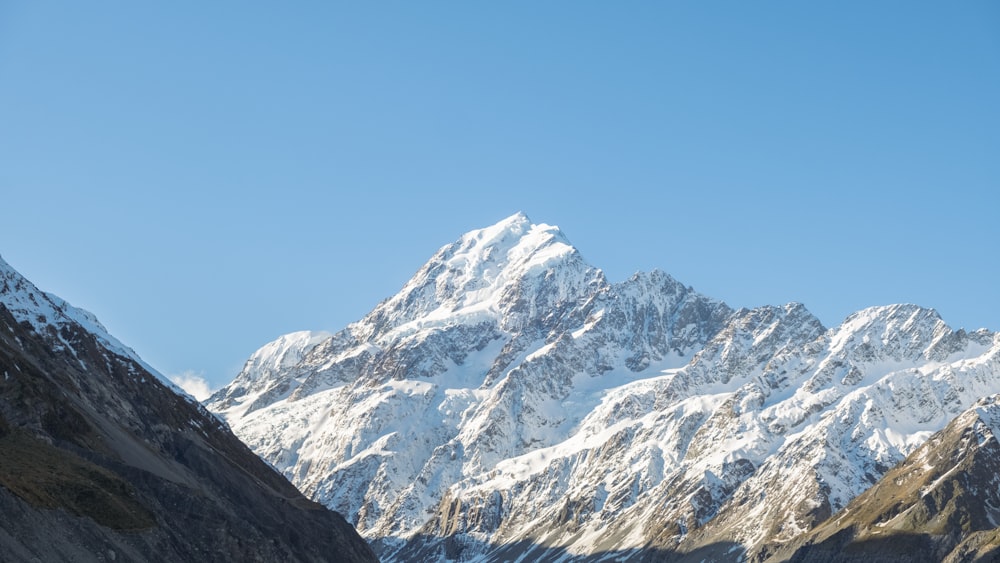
[0,255,377,562]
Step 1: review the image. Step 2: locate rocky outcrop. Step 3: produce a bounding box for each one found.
[775,395,1000,562]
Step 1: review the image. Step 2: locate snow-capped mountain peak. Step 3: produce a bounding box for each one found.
[827,303,950,358]
[361,212,601,340]
[207,217,1000,562]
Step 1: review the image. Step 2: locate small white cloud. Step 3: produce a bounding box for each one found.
[168,370,214,401]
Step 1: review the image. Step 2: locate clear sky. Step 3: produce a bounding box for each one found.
[1,2,998,397]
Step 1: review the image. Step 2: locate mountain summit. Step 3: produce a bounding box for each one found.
[209,215,1000,562]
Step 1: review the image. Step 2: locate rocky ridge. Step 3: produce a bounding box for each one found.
[776,394,1000,562]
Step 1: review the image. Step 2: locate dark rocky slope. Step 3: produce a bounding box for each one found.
[0,258,377,562]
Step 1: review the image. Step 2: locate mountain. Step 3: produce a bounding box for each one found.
[208,212,1000,561]
[0,256,377,562]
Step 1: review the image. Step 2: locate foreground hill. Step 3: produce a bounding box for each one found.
[0,256,376,562]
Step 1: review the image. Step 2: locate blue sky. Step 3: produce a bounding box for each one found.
[2,2,998,395]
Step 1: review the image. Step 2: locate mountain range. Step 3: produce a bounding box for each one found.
[208,212,1000,562]
[0,255,376,562]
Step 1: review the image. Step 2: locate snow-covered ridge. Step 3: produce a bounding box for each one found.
[206,214,1000,562]
[0,255,168,385]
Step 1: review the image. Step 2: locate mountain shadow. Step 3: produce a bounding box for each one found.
[383,533,746,562]
[785,530,1000,563]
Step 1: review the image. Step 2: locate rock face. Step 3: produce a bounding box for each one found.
[0,256,377,562]
[775,395,1000,563]
[208,213,1000,562]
